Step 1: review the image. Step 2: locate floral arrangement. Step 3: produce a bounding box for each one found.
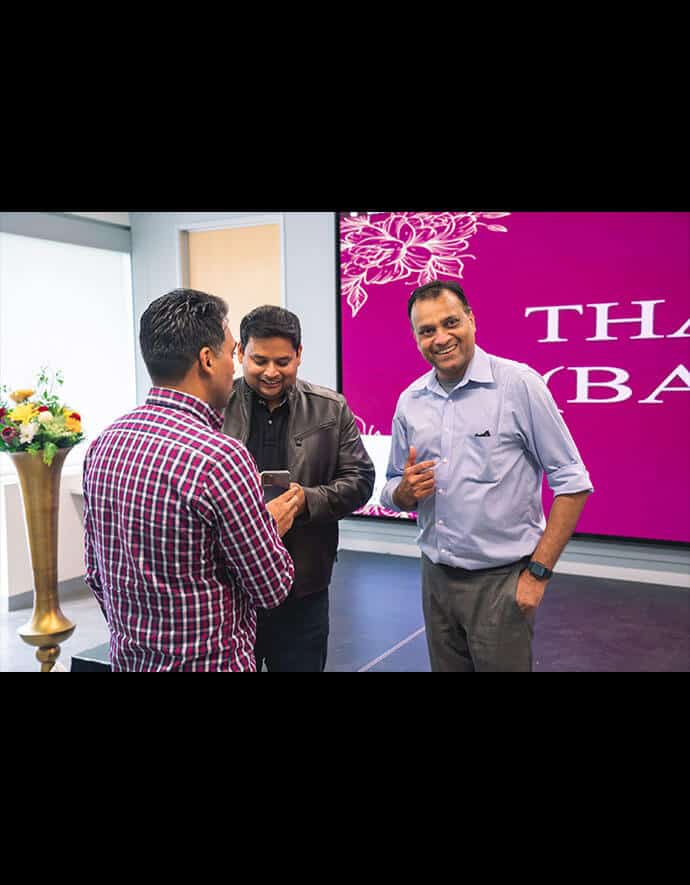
[0,368,84,465]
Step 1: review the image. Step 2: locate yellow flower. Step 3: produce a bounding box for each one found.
[65,416,82,433]
[9,388,35,403]
[8,403,38,424]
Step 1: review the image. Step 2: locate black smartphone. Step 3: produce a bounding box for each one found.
[260,470,291,503]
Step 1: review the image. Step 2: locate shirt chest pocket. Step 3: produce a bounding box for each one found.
[462,434,499,483]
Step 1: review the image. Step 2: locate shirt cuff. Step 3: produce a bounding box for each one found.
[380,477,404,511]
[546,462,594,496]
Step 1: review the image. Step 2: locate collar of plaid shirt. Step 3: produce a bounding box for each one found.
[146,386,225,430]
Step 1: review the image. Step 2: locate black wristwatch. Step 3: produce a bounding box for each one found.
[526,560,553,580]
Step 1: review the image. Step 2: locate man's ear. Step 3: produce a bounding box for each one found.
[198,345,214,376]
[295,345,303,367]
[236,344,245,364]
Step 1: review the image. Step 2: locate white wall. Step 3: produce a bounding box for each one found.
[0,222,135,612]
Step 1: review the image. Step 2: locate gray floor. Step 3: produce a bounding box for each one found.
[1,550,688,672]
[1,584,110,673]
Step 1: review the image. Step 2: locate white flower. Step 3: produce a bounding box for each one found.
[37,411,54,425]
[19,422,39,444]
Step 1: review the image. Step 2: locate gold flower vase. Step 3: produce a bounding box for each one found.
[9,447,76,671]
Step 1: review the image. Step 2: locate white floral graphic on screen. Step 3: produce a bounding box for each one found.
[355,502,416,519]
[354,414,381,438]
[340,211,510,318]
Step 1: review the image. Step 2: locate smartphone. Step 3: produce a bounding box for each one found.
[260,470,291,503]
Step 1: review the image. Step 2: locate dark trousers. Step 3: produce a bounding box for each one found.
[254,588,329,672]
[421,554,535,672]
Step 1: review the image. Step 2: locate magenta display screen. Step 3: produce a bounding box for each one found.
[338,211,690,544]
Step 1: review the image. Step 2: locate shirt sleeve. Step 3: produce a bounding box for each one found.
[379,407,409,511]
[201,442,295,609]
[82,446,107,618]
[515,369,594,496]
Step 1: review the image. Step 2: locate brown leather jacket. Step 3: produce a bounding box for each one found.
[222,378,375,598]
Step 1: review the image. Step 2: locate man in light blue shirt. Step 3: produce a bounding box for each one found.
[380,280,593,672]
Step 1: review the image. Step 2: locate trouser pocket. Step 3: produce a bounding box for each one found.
[510,564,535,634]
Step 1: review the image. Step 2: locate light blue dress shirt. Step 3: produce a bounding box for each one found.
[380,345,593,570]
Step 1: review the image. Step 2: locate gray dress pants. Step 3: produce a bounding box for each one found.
[421,554,535,672]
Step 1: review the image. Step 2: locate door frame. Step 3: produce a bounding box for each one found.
[175,213,286,306]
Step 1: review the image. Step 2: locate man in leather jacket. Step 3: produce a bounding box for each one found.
[222,305,375,672]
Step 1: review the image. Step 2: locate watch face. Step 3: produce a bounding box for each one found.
[529,562,548,578]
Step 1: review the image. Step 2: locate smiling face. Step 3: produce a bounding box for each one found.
[239,336,302,406]
[411,289,476,382]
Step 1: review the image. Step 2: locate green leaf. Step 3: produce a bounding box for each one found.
[42,442,58,466]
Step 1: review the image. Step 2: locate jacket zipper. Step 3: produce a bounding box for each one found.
[294,419,337,446]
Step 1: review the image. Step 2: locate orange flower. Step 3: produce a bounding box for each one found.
[65,416,82,433]
[9,388,35,403]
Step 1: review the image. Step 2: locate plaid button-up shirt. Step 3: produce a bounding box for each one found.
[82,387,294,671]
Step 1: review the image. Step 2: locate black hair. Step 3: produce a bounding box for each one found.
[240,305,301,352]
[407,280,472,320]
[139,288,228,384]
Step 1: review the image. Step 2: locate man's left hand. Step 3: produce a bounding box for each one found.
[515,570,547,614]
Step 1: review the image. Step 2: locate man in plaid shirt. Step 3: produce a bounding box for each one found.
[82,289,298,671]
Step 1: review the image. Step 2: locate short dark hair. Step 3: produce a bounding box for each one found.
[240,305,301,352]
[140,288,228,384]
[407,280,471,320]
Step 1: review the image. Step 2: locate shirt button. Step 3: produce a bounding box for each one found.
[438,519,444,525]
[268,420,272,425]
[443,458,448,464]
[438,489,444,495]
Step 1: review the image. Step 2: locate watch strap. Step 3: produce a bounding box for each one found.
[527,560,553,580]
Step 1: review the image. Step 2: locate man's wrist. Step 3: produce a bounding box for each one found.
[525,560,553,581]
[393,485,413,511]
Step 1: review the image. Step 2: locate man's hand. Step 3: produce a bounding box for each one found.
[266,486,301,537]
[288,482,307,517]
[392,446,436,511]
[515,570,547,615]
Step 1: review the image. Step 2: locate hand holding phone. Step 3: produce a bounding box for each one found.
[265,484,300,537]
